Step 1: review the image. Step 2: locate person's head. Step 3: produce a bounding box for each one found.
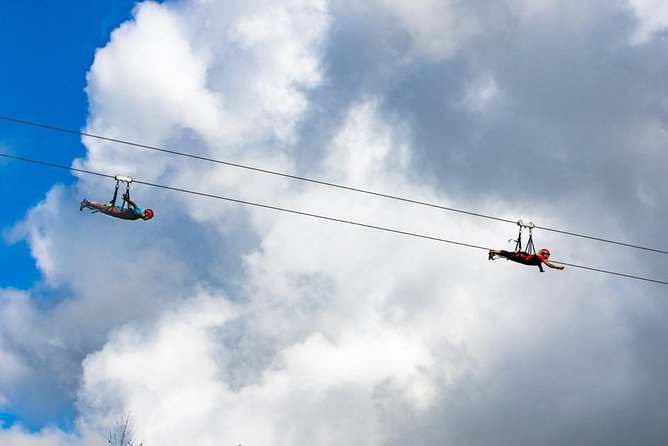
[142,208,154,220]
[539,248,550,258]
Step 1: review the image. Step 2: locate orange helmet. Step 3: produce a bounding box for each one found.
[144,208,155,219]
[539,248,550,256]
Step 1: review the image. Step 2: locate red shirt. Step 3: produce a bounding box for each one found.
[512,252,545,266]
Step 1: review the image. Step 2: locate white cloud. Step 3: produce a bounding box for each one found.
[86,1,225,144]
[628,0,668,44]
[66,84,523,445]
[0,292,34,396]
[3,0,668,445]
[370,0,483,60]
[462,77,500,112]
[224,0,328,142]
[321,100,410,185]
[0,425,74,446]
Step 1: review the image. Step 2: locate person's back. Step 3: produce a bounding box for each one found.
[511,251,541,266]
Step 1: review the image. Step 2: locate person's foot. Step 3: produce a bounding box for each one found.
[488,250,495,260]
[80,199,89,211]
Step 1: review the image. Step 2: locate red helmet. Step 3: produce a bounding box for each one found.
[144,208,155,219]
[539,248,550,256]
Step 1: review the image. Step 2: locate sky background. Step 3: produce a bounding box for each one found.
[0,1,667,445]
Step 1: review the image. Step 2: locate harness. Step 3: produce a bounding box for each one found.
[510,220,536,255]
[110,175,134,210]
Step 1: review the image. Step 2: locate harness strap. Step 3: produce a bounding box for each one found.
[513,226,523,252]
[110,180,120,207]
[525,227,536,255]
[121,182,131,210]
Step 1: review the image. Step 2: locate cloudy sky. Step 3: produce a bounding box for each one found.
[1,0,667,445]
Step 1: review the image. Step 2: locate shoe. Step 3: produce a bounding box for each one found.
[488,250,495,260]
[80,199,89,211]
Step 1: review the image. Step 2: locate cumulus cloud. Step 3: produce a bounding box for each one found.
[2,0,668,445]
[0,425,75,446]
[86,2,225,145]
[369,0,484,60]
[627,0,668,44]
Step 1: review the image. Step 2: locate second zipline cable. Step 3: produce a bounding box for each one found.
[1,152,667,286]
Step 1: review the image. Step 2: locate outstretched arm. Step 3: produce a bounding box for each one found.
[542,258,565,270]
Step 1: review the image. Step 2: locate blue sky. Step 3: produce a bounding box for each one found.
[1,1,139,289]
[1,1,667,445]
[0,1,140,430]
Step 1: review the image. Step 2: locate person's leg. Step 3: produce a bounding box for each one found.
[81,200,118,214]
[489,249,511,260]
[85,201,106,212]
[489,249,515,260]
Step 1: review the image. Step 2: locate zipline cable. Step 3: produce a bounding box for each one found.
[1,114,666,256]
[549,260,665,285]
[1,152,666,286]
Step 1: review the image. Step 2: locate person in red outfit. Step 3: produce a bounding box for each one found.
[488,248,564,272]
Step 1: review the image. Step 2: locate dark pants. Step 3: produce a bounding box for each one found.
[497,250,515,259]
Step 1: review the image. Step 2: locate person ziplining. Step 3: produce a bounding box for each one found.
[80,175,154,221]
[488,220,564,272]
